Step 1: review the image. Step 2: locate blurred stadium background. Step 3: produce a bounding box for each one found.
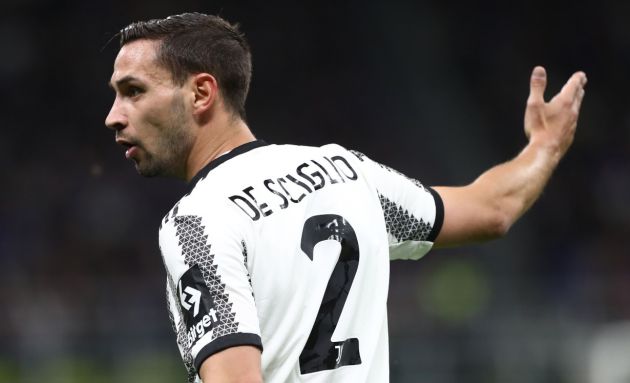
[1,0,629,382]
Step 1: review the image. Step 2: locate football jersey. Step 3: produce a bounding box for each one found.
[158,141,443,383]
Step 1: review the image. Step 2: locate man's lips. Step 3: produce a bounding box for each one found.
[115,139,139,159]
[125,145,138,159]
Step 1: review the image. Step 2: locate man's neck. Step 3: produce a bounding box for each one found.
[185,115,255,182]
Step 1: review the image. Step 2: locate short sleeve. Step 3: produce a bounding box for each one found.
[159,211,262,378]
[350,150,444,260]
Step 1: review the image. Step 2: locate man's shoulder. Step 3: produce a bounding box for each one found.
[158,142,362,231]
[159,186,239,230]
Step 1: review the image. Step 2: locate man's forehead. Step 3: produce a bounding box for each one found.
[110,39,166,85]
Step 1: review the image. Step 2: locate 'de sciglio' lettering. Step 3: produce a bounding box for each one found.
[229,155,358,221]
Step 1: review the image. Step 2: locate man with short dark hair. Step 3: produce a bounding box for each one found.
[105,12,587,383]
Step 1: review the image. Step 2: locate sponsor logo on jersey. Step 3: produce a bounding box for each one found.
[178,265,219,346]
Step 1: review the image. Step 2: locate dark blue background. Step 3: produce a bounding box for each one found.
[1,1,629,382]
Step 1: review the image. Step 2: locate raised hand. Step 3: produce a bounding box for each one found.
[524,66,587,160]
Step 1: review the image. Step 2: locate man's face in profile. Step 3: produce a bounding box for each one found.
[105,39,194,178]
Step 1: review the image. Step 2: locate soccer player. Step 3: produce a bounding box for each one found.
[105,12,587,383]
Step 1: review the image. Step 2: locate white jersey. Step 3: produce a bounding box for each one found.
[158,141,443,383]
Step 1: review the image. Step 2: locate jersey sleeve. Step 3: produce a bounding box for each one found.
[349,150,444,260]
[159,205,262,378]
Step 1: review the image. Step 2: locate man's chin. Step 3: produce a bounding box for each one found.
[132,154,184,179]
[137,170,160,178]
[134,161,162,178]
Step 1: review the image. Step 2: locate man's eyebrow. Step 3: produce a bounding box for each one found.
[108,75,141,89]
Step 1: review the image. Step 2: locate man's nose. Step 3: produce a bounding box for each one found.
[105,98,127,131]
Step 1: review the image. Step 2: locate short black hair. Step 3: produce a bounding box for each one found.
[119,12,252,119]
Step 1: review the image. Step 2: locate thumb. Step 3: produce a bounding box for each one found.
[527,66,547,105]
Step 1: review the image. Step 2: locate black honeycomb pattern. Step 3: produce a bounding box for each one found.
[378,163,427,191]
[241,240,253,294]
[350,150,426,191]
[349,149,366,161]
[379,194,433,242]
[166,278,197,383]
[174,215,240,341]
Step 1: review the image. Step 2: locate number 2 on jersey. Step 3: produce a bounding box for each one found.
[299,214,362,374]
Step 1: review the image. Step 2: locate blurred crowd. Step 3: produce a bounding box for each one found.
[1,0,629,382]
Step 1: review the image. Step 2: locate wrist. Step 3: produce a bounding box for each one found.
[525,136,563,166]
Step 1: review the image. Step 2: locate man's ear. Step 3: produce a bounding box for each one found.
[191,73,218,115]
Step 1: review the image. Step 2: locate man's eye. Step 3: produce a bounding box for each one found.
[127,87,143,97]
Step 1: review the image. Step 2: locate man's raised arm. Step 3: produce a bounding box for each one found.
[434,66,587,247]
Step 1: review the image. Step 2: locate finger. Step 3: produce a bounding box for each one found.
[576,71,588,88]
[572,87,586,114]
[552,71,587,105]
[566,71,588,98]
[569,72,588,97]
[527,66,547,105]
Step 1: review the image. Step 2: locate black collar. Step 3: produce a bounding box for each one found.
[187,140,269,191]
